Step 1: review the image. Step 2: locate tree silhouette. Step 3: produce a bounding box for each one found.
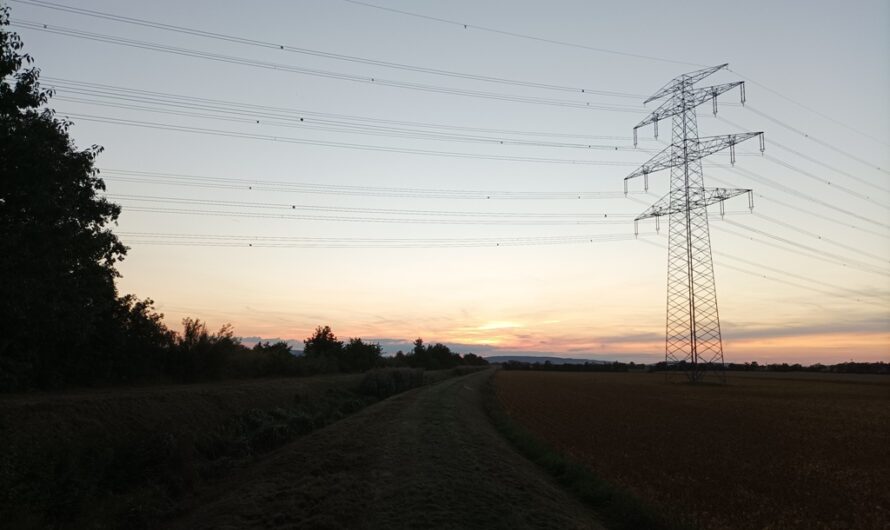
[303,325,343,357]
[301,325,343,373]
[0,8,128,389]
[342,337,383,372]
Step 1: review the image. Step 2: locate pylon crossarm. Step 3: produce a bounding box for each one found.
[626,132,763,183]
[643,63,729,104]
[634,187,750,221]
[695,132,764,161]
[635,81,744,131]
[626,143,674,181]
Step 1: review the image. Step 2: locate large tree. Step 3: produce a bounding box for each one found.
[0,7,127,388]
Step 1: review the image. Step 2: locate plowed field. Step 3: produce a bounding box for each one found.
[495,371,890,530]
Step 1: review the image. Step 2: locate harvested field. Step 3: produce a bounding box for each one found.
[495,371,890,530]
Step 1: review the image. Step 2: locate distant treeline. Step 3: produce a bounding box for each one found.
[289,325,488,375]
[650,360,889,375]
[502,359,888,375]
[502,360,635,372]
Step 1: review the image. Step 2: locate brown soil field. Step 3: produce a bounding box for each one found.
[495,370,890,530]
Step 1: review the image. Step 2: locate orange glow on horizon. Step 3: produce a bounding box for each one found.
[163,305,889,364]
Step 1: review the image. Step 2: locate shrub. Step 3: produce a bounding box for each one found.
[358,368,424,399]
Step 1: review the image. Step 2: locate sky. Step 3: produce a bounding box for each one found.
[8,0,890,363]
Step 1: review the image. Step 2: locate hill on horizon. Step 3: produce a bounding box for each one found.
[484,355,608,365]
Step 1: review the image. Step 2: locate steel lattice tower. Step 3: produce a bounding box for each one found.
[624,64,764,383]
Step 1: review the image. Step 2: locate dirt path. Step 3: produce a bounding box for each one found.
[169,370,604,529]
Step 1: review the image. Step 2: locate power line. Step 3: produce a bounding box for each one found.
[45,77,649,142]
[640,238,888,308]
[63,112,644,166]
[745,106,889,174]
[106,193,638,220]
[333,1,886,150]
[117,230,650,248]
[748,212,889,265]
[12,20,648,113]
[731,71,890,149]
[115,195,748,224]
[112,172,884,258]
[712,249,888,303]
[762,154,888,209]
[708,172,890,240]
[714,220,890,278]
[767,141,890,195]
[718,115,889,194]
[725,165,890,230]
[99,168,639,200]
[53,94,656,153]
[339,0,704,68]
[11,0,648,99]
[715,261,888,308]
[118,205,637,226]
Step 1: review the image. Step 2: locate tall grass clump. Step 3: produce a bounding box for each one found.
[358,368,425,399]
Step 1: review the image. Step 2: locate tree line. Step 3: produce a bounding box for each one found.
[502,360,634,372]
[503,359,888,375]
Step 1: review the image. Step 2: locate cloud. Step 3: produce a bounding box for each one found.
[722,315,890,341]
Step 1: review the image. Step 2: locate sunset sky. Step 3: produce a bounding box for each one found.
[10,0,889,363]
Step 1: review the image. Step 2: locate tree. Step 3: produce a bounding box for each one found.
[252,340,298,376]
[393,350,406,366]
[342,338,382,372]
[107,296,176,381]
[0,8,127,389]
[461,353,488,366]
[301,325,343,373]
[427,342,456,369]
[408,337,428,368]
[303,325,343,358]
[169,318,243,382]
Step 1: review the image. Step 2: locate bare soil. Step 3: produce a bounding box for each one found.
[169,369,605,529]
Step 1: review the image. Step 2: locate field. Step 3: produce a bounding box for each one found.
[495,371,890,530]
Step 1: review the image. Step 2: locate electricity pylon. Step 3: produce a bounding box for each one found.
[625,64,764,383]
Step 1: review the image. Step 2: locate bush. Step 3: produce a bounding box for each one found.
[358,368,424,399]
[452,365,487,376]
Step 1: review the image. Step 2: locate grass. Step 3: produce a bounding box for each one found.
[481,374,683,530]
[0,369,450,529]
[494,370,890,530]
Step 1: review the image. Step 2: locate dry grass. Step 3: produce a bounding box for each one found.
[0,372,451,528]
[495,371,890,530]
